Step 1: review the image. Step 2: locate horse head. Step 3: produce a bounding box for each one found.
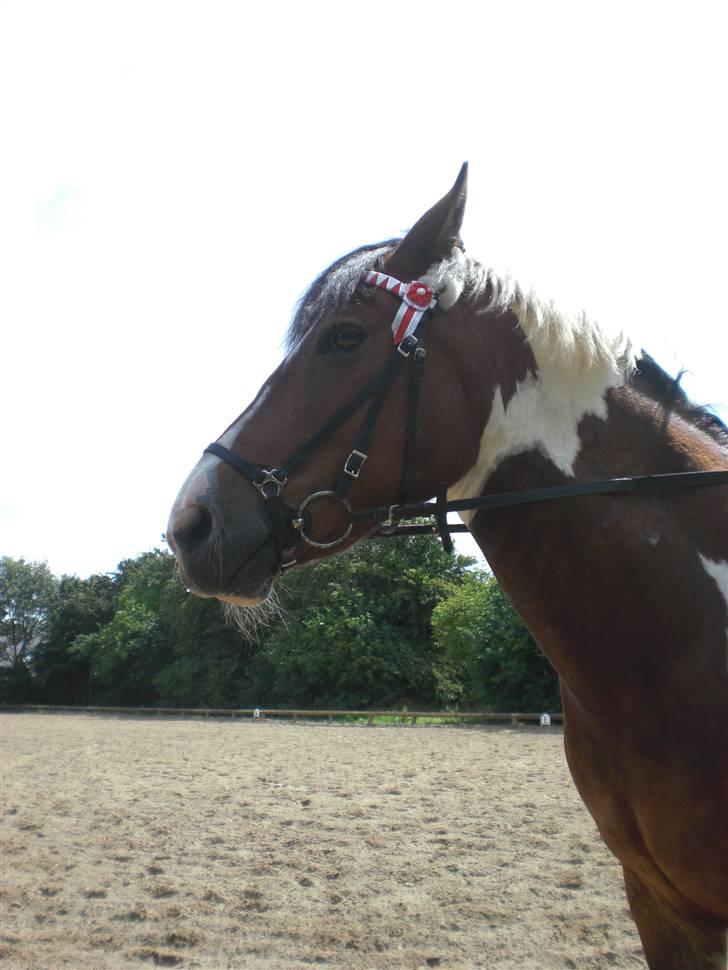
[167,164,529,604]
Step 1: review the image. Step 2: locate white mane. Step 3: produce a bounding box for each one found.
[423,248,636,382]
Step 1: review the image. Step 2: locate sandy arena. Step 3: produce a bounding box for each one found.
[0,712,645,969]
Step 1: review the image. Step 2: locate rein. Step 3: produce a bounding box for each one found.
[356,470,728,550]
[204,272,728,566]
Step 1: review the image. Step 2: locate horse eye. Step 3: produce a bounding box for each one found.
[327,324,366,353]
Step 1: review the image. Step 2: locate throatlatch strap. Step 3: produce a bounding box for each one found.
[335,348,411,498]
[434,482,453,554]
[397,336,427,504]
[276,348,411,482]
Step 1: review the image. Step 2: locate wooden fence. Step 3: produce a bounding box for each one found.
[0,704,563,726]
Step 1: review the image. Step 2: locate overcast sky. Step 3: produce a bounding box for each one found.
[1,1,726,578]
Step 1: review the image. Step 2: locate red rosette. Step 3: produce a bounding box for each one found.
[404,281,435,310]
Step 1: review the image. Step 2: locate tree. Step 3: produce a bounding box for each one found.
[243,536,474,709]
[69,550,174,705]
[432,573,560,711]
[2,542,560,714]
[33,573,116,704]
[64,549,256,707]
[0,557,58,701]
[152,567,256,708]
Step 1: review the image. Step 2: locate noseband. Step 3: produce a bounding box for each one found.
[204,271,439,568]
[204,272,728,572]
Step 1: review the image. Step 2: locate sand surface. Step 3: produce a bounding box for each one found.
[0,712,645,969]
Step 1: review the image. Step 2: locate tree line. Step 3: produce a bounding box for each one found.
[0,541,559,712]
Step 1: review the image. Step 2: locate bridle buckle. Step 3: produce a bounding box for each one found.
[376,504,400,535]
[397,334,419,358]
[344,449,368,478]
[254,470,288,499]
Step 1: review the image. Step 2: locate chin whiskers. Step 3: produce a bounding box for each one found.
[221,587,283,642]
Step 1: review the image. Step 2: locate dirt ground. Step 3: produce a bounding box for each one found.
[0,713,645,969]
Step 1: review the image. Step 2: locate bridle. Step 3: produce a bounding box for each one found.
[205,271,438,567]
[204,271,728,570]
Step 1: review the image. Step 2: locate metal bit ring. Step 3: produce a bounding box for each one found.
[292,491,353,549]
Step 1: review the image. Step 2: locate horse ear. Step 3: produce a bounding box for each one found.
[388,162,468,279]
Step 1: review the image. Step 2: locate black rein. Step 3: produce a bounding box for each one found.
[359,469,728,546]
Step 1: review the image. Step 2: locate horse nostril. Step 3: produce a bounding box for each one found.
[172,504,213,552]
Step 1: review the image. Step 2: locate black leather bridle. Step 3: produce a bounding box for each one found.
[204,272,728,570]
[205,282,431,568]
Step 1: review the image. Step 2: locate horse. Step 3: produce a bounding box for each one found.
[167,165,728,969]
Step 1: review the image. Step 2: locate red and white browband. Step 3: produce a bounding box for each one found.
[359,271,438,345]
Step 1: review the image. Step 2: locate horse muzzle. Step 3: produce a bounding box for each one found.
[166,485,279,603]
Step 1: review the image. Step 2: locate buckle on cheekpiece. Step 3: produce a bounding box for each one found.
[397,334,419,358]
[344,450,368,478]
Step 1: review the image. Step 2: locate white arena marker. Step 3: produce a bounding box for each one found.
[540,713,552,727]
[253,708,261,719]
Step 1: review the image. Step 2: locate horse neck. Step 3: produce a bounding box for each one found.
[455,322,728,704]
[448,297,725,503]
[446,301,632,511]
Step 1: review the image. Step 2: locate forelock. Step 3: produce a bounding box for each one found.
[285,241,398,351]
